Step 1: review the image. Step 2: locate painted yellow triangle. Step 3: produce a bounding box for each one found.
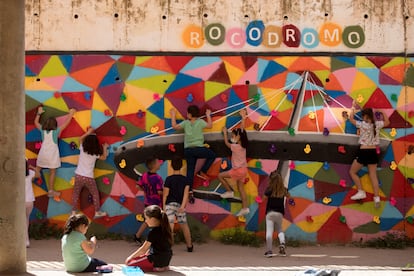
[25,149,37,159]
[92,92,110,113]
[397,86,414,108]
[295,162,323,178]
[163,98,177,120]
[382,57,406,68]
[94,168,114,178]
[73,110,91,131]
[61,155,79,166]
[127,74,175,94]
[117,87,147,116]
[39,56,68,77]
[43,97,69,112]
[54,176,73,191]
[25,76,55,91]
[126,84,163,109]
[273,57,299,68]
[223,61,244,84]
[135,56,152,65]
[351,71,377,91]
[204,81,231,101]
[33,183,47,197]
[145,111,161,132]
[313,70,331,86]
[296,208,336,233]
[355,57,376,68]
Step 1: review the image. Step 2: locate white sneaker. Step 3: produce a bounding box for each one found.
[94,211,107,218]
[221,191,234,199]
[350,190,366,200]
[236,208,250,217]
[374,196,381,208]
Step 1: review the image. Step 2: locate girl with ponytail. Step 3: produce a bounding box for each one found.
[126,205,173,272]
[348,101,389,208]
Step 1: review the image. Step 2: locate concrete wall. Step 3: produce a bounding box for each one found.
[24,0,414,243]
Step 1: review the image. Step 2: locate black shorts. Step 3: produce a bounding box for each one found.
[356,148,379,165]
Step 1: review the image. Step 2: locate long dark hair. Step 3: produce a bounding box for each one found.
[267,170,288,198]
[42,117,58,131]
[361,108,376,137]
[232,128,249,149]
[63,214,89,235]
[144,205,173,246]
[82,134,103,155]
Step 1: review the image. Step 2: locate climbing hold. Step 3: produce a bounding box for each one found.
[408,110,414,118]
[220,160,228,170]
[391,94,398,102]
[186,93,194,103]
[409,145,414,155]
[84,92,91,100]
[270,110,278,117]
[322,197,332,204]
[35,142,42,149]
[389,161,397,170]
[136,214,144,222]
[356,94,364,103]
[102,177,110,185]
[390,197,397,206]
[306,215,313,223]
[120,126,127,135]
[339,216,346,223]
[202,180,209,187]
[53,92,61,98]
[375,111,382,120]
[203,143,210,148]
[288,198,295,206]
[408,177,414,185]
[255,161,262,169]
[104,109,112,116]
[373,216,380,224]
[136,139,144,148]
[202,214,209,223]
[287,94,293,101]
[220,93,228,102]
[323,128,329,136]
[153,93,161,101]
[407,216,414,224]
[253,123,261,131]
[36,211,43,219]
[307,179,314,188]
[150,126,159,133]
[120,194,126,204]
[303,144,311,154]
[221,198,227,205]
[269,144,277,154]
[323,161,330,170]
[70,177,75,186]
[390,128,397,137]
[119,159,127,169]
[255,196,263,204]
[288,127,295,136]
[168,143,176,152]
[238,216,246,222]
[308,111,316,120]
[120,93,127,101]
[244,177,249,184]
[137,109,144,118]
[252,94,260,102]
[289,161,295,170]
[338,145,346,154]
[339,179,346,187]
[70,141,77,150]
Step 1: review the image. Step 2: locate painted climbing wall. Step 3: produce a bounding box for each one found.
[25,55,414,242]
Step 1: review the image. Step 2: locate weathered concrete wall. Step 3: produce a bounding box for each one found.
[25,0,413,53]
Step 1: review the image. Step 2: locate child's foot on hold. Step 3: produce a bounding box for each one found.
[264,250,274,258]
[221,191,234,199]
[350,190,366,200]
[94,211,107,218]
[236,208,250,217]
[189,192,195,204]
[187,244,194,252]
[374,196,381,208]
[196,171,210,180]
[153,266,169,272]
[278,244,287,256]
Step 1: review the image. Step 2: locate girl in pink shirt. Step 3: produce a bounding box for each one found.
[219,110,250,217]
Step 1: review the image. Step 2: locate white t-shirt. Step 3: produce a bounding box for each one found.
[74,145,100,178]
[356,120,384,146]
[25,169,35,202]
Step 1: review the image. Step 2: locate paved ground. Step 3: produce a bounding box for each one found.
[20,239,414,275]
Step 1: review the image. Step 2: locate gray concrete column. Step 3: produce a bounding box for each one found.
[0,0,26,273]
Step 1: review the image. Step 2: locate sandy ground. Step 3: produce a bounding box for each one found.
[22,238,414,276]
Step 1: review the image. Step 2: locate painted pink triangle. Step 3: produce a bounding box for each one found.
[42,76,66,90]
[183,61,222,80]
[110,173,135,197]
[236,61,258,85]
[333,68,357,92]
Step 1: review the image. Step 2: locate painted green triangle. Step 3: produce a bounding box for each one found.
[404,65,414,87]
[377,168,394,197]
[39,56,68,77]
[116,62,134,81]
[96,173,115,195]
[314,167,340,184]
[353,221,381,234]
[331,58,354,71]
[205,81,231,101]
[115,117,146,141]
[26,95,41,111]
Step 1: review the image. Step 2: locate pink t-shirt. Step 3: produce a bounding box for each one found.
[231,143,247,168]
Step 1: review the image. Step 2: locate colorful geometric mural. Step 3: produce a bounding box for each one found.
[25,55,414,243]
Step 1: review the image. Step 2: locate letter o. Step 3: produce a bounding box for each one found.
[205,23,225,46]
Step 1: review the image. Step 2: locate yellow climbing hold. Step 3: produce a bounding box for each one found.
[304,144,311,154]
[119,159,126,169]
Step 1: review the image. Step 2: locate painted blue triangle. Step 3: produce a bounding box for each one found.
[336,56,356,66]
[59,55,73,73]
[101,197,132,217]
[245,203,259,231]
[383,144,394,162]
[165,73,202,94]
[260,60,286,82]
[91,110,111,129]
[257,58,269,82]
[227,88,243,115]
[380,218,402,231]
[110,55,122,61]
[317,191,347,206]
[61,76,92,92]
[147,98,164,118]
[26,91,54,102]
[181,56,222,72]
[108,214,140,235]
[248,167,268,175]
[47,198,72,218]
[289,183,315,201]
[127,66,169,81]
[288,170,311,189]
[377,84,402,109]
[358,68,379,84]
[286,72,304,90]
[325,90,346,98]
[55,166,77,182]
[26,128,41,142]
[381,202,403,219]
[99,64,121,88]
[59,140,80,158]
[26,65,37,76]
[286,223,317,241]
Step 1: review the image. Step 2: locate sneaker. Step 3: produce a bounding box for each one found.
[374,196,381,209]
[236,208,250,217]
[94,211,107,218]
[187,244,194,252]
[350,190,366,200]
[189,192,195,204]
[278,244,287,256]
[196,171,210,180]
[264,250,274,258]
[153,266,169,272]
[221,191,234,199]
[96,265,113,273]
[47,190,54,197]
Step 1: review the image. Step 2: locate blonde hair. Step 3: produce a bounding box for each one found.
[268,170,288,198]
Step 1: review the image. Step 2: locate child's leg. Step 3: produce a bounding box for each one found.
[218,171,232,191]
[180,223,193,248]
[135,222,148,239]
[199,148,216,174]
[48,168,60,196]
[367,164,380,197]
[25,201,33,247]
[84,177,101,212]
[34,166,41,178]
[71,175,85,212]
[82,257,107,272]
[236,179,248,209]
[349,159,364,190]
[265,212,276,252]
[127,255,153,272]
[184,148,197,191]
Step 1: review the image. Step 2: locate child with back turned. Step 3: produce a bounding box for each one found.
[126,205,173,272]
[163,157,193,252]
[263,170,290,257]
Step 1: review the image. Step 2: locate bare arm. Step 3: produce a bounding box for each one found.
[170,108,182,130]
[179,185,190,213]
[81,236,97,256]
[60,108,76,133]
[205,109,212,129]
[163,187,170,211]
[125,241,151,264]
[222,127,231,149]
[239,109,247,130]
[34,106,44,130]
[98,143,109,160]
[380,111,390,127]
[79,127,94,144]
